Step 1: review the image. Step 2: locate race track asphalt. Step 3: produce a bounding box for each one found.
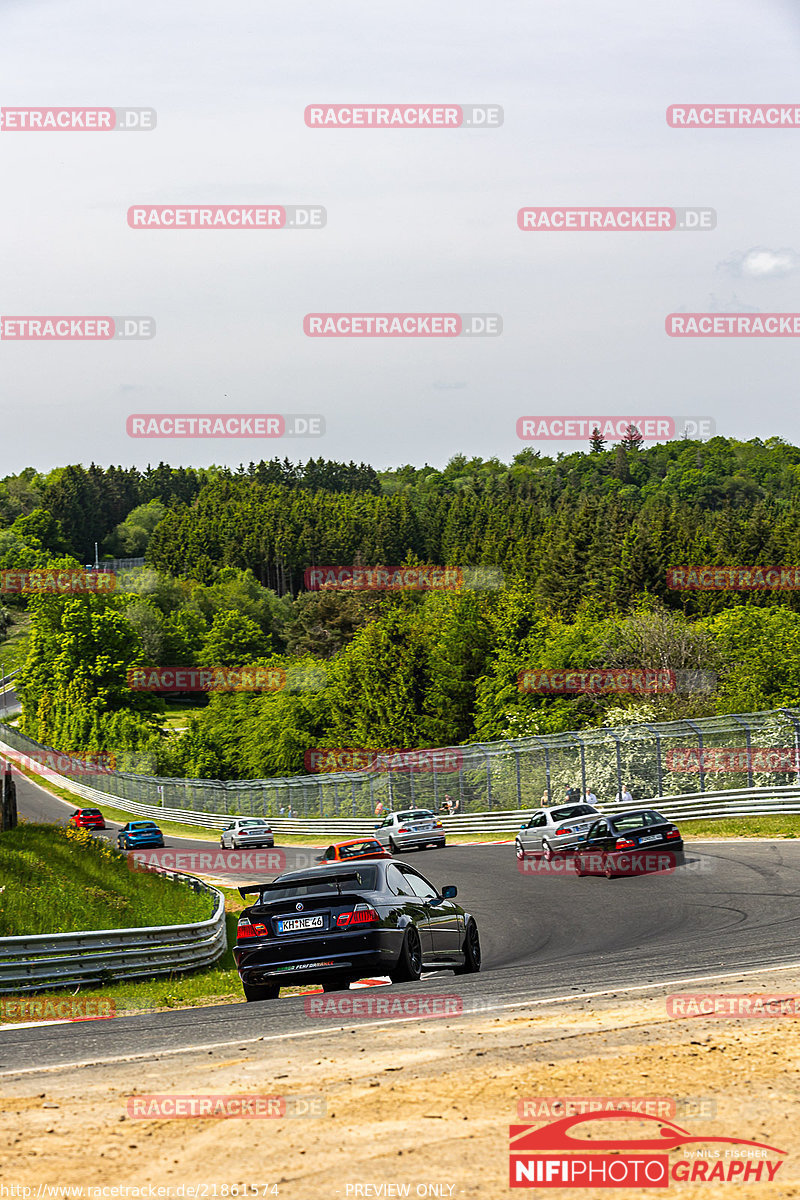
[2,762,799,1076]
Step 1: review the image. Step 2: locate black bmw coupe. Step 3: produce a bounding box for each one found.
[234,858,481,1001]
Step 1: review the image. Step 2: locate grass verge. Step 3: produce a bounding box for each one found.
[0,611,31,675]
[678,814,799,838]
[0,822,214,936]
[0,891,332,1017]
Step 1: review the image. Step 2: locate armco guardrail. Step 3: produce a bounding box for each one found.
[0,871,226,994]
[1,721,799,836]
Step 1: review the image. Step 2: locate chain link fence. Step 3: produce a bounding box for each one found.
[2,707,800,819]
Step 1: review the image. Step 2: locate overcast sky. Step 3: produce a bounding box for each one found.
[1,0,799,474]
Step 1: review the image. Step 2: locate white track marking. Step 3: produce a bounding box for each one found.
[2,959,799,1078]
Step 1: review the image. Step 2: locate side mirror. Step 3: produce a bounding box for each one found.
[441,884,458,899]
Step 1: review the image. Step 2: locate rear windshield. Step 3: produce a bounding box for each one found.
[613,810,665,830]
[396,810,434,822]
[550,805,595,820]
[82,810,102,816]
[338,841,382,858]
[238,819,269,826]
[259,866,379,902]
[131,822,158,829]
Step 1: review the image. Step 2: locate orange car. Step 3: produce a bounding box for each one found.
[316,838,392,864]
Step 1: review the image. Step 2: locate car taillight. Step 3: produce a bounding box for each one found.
[435,821,443,828]
[237,917,268,940]
[336,905,379,927]
[398,827,409,834]
[555,827,571,836]
[615,837,636,849]
[666,828,681,839]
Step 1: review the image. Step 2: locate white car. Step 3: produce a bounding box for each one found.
[515,803,602,860]
[374,809,446,853]
[220,819,274,849]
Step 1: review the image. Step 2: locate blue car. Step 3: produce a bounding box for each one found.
[117,821,165,849]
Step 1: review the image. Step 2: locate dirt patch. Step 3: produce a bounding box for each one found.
[1,970,799,1199]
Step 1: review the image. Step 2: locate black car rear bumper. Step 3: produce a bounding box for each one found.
[578,841,684,874]
[234,928,401,985]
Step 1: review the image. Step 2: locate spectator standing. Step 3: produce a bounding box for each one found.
[584,786,598,805]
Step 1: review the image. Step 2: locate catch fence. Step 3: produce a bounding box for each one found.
[1,707,800,820]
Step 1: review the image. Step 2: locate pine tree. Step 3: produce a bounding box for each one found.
[589,426,607,453]
[620,424,645,451]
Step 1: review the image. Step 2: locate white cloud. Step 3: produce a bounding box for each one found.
[720,247,800,280]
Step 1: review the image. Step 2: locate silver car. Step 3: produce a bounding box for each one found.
[220,818,274,849]
[375,809,446,853]
[515,803,602,861]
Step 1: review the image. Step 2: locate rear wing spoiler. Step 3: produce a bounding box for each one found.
[238,870,363,901]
